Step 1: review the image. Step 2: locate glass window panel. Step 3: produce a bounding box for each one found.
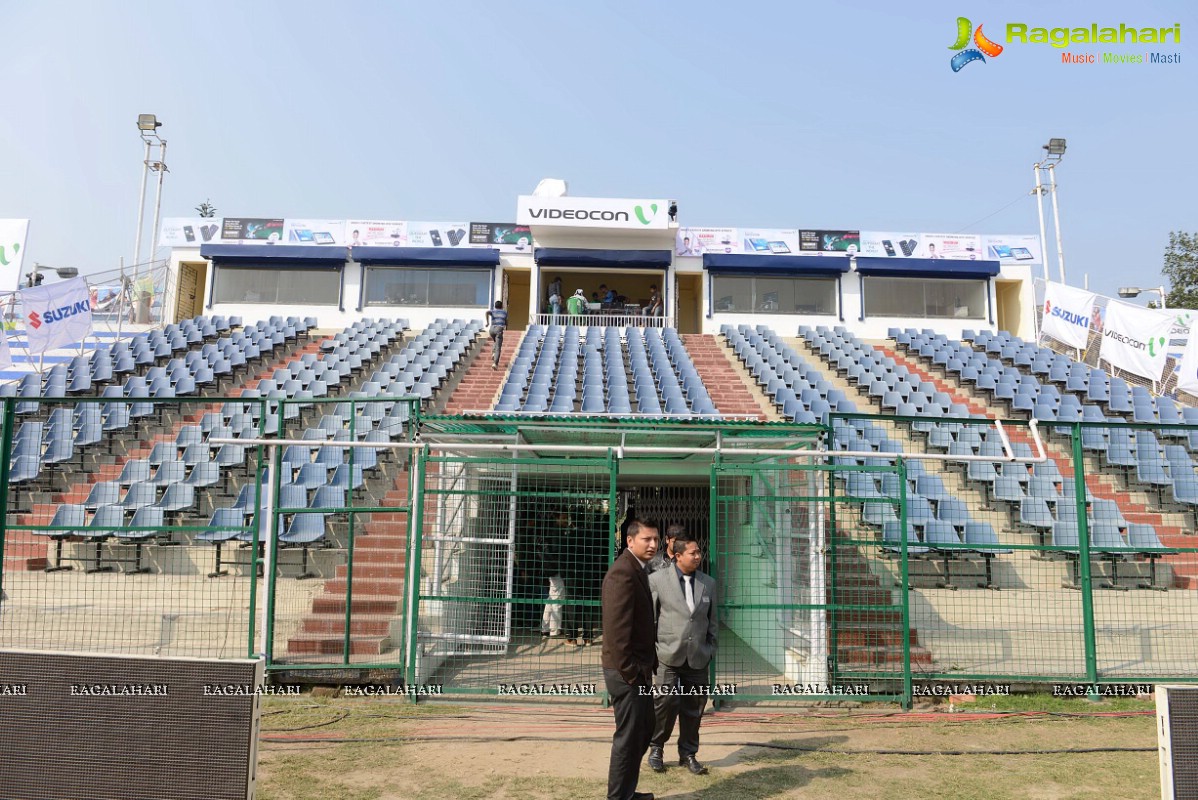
[364,268,490,307]
[713,275,837,315]
[213,265,341,305]
[755,277,836,315]
[712,276,753,313]
[863,277,987,319]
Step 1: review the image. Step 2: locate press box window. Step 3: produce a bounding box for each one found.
[364,267,490,307]
[213,265,342,305]
[711,275,837,315]
[863,277,986,319]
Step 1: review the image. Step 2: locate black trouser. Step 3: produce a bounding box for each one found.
[604,668,654,800]
[491,327,505,365]
[651,661,707,757]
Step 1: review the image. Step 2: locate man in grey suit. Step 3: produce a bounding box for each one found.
[647,534,717,776]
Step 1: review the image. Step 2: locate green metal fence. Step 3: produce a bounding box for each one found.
[829,412,1198,690]
[6,402,1198,703]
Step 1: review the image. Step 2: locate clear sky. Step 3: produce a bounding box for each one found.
[1,0,1193,299]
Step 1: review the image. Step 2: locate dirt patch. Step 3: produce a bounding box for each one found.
[256,700,1158,800]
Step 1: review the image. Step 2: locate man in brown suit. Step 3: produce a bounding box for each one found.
[602,519,660,800]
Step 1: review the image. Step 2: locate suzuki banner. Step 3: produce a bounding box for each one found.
[517,196,672,230]
[1099,299,1175,383]
[1040,282,1097,351]
[0,327,12,370]
[0,219,31,293]
[21,277,93,355]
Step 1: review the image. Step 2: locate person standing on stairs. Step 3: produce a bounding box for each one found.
[486,301,508,369]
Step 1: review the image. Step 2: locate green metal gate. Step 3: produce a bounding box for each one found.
[711,457,910,704]
[405,449,617,699]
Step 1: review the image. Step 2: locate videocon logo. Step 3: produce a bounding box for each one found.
[634,204,659,226]
[949,16,1004,72]
[1148,336,1166,358]
[0,241,18,267]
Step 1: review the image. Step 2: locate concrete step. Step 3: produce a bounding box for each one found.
[835,625,921,648]
[311,593,402,615]
[285,633,392,656]
[300,613,395,636]
[333,562,406,579]
[837,644,933,667]
[323,577,405,596]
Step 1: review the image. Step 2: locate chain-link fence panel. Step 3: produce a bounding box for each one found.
[407,452,615,699]
[713,458,907,703]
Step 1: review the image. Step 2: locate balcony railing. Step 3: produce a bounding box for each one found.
[532,312,665,329]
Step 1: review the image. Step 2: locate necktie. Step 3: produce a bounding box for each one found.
[684,575,695,613]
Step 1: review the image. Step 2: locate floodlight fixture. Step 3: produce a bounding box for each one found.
[137,114,162,132]
[1044,138,1067,156]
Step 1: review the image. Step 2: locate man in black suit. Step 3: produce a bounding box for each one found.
[647,534,718,776]
[602,519,660,800]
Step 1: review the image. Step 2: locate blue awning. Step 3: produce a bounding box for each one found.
[534,248,672,269]
[201,244,348,264]
[703,254,850,276]
[855,257,1000,279]
[352,247,500,266]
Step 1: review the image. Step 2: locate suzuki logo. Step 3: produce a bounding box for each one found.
[27,311,41,330]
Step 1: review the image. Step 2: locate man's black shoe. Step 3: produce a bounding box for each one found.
[679,754,708,775]
[647,745,666,772]
[632,793,655,800]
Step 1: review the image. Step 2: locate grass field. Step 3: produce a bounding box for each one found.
[255,695,1159,800]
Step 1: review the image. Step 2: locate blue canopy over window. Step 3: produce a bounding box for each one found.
[534,248,672,269]
[200,244,348,264]
[855,257,1000,279]
[702,254,850,276]
[352,247,500,266]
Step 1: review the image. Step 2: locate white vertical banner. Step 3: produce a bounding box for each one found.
[1099,299,1175,383]
[1176,328,1198,396]
[0,326,13,370]
[20,277,93,355]
[0,219,31,293]
[1040,281,1096,350]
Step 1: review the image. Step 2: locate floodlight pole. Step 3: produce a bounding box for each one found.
[1047,163,1066,284]
[149,139,168,262]
[132,137,152,279]
[1032,163,1050,283]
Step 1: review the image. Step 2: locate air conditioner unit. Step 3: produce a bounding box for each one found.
[1157,685,1198,799]
[0,649,264,800]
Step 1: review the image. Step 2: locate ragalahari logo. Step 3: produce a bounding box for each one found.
[949,16,1004,72]
[27,310,42,330]
[634,204,659,226]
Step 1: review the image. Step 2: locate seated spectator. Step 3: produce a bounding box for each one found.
[645,285,663,317]
[567,289,587,316]
[599,284,618,305]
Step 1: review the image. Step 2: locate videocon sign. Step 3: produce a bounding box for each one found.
[516,196,672,230]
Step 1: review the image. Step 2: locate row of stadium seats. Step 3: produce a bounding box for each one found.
[796,324,1175,589]
[29,318,416,575]
[495,325,714,416]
